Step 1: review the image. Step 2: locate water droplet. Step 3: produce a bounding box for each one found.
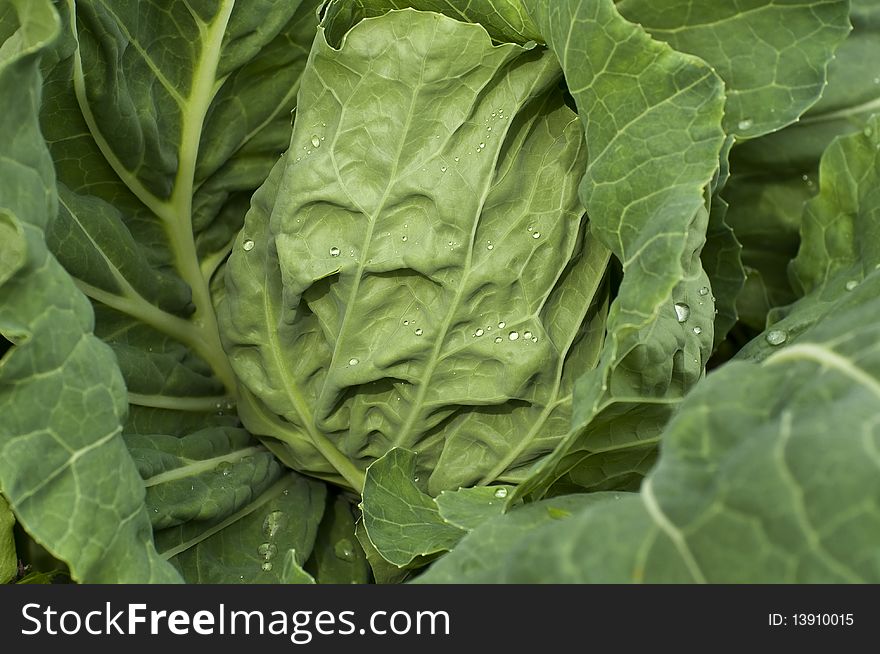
[845,279,859,291]
[261,562,273,572]
[311,135,321,148]
[153,507,159,513]
[674,302,691,323]
[454,157,460,162]
[527,225,534,232]
[258,542,278,560]
[349,358,359,366]
[441,166,448,172]
[487,242,494,250]
[494,336,503,344]
[403,320,409,325]
[487,127,492,132]
[262,511,284,540]
[523,331,533,340]
[508,331,519,341]
[766,329,788,346]
[699,286,710,296]
[692,326,703,335]
[334,539,356,562]
[402,235,408,242]
[498,321,506,329]
[329,246,340,257]
[474,329,484,337]
[532,232,541,239]
[414,328,423,336]
[282,489,289,496]
[738,119,754,131]
[494,487,508,499]
[242,239,255,252]
[218,462,233,477]
[531,336,538,343]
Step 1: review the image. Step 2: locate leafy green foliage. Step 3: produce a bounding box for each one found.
[1,0,875,584]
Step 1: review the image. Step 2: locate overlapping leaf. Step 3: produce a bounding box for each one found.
[419,115,880,583]
[0,0,180,583]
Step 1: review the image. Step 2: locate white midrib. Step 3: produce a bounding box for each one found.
[142,445,265,487]
[67,0,237,393]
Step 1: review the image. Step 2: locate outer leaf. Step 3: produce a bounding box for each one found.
[446,119,880,583]
[222,9,611,494]
[360,449,465,567]
[617,0,851,139]
[0,0,180,583]
[321,0,541,44]
[494,278,880,582]
[414,492,623,583]
[723,4,880,329]
[126,427,284,530]
[738,112,880,361]
[514,0,725,497]
[40,0,323,407]
[155,472,326,584]
[0,495,15,583]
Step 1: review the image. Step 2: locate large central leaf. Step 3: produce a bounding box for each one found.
[221,9,611,494]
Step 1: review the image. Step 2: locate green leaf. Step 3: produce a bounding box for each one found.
[41,0,323,403]
[491,276,880,582]
[0,0,180,583]
[305,493,371,584]
[126,427,284,530]
[723,5,880,330]
[355,521,409,584]
[156,472,326,583]
[321,0,541,45]
[414,492,623,583]
[435,485,513,531]
[514,0,725,497]
[0,495,16,584]
[441,121,880,583]
[360,449,465,567]
[738,112,880,361]
[617,0,851,139]
[222,9,611,494]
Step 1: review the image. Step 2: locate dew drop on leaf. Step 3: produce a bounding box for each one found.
[845,279,859,291]
[310,135,321,148]
[414,328,423,336]
[329,246,340,257]
[494,487,508,499]
[334,539,356,562]
[498,321,506,329]
[738,118,754,131]
[261,562,273,572]
[699,286,710,296]
[532,232,541,239]
[262,511,284,539]
[523,331,533,340]
[692,326,703,335]
[474,329,484,337]
[508,331,519,341]
[349,358,359,366]
[257,542,277,560]
[494,336,503,344]
[242,239,255,252]
[765,329,788,346]
[674,302,690,323]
